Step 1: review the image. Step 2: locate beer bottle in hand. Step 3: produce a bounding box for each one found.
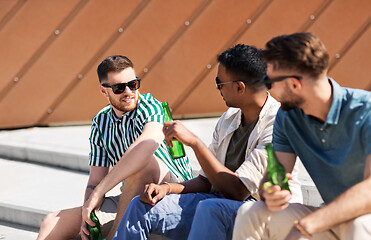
[162,102,186,159]
[86,211,102,240]
[265,143,290,191]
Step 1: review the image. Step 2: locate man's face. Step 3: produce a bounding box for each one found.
[266,63,304,111]
[101,67,139,116]
[216,64,239,108]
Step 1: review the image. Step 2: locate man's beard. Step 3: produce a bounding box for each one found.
[108,93,139,113]
[279,86,304,111]
[280,94,304,111]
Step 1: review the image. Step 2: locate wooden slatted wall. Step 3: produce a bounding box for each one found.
[0,0,370,129]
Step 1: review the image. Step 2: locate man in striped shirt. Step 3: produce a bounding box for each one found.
[37,55,192,240]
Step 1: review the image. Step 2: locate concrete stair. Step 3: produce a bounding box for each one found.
[0,118,323,239]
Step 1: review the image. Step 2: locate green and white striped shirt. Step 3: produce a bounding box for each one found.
[89,93,193,181]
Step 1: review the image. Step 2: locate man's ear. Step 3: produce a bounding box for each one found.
[99,85,108,97]
[289,77,303,92]
[236,81,246,94]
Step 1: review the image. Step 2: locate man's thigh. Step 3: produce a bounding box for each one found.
[120,192,220,240]
[335,213,371,239]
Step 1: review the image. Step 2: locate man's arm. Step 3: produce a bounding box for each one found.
[80,166,109,239]
[163,121,249,201]
[295,154,371,236]
[140,175,212,205]
[82,122,165,228]
[84,166,110,202]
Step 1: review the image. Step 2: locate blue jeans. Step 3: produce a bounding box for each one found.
[113,193,252,240]
[187,198,246,240]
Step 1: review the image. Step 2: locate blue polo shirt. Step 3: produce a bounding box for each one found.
[273,78,371,204]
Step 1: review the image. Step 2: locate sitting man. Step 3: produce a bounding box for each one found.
[37,55,192,240]
[113,44,302,240]
[233,32,371,239]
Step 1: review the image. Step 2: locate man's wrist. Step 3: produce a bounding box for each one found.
[164,182,172,195]
[190,137,204,150]
[294,220,312,238]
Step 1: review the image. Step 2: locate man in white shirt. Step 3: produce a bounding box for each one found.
[113,44,302,240]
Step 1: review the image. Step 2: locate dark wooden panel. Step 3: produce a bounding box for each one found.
[45,0,204,124]
[0,0,142,128]
[328,25,371,90]
[0,0,80,91]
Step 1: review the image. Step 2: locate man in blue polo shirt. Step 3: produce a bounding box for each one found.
[233,33,371,239]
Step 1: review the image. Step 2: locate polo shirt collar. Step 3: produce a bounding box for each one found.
[325,78,343,125]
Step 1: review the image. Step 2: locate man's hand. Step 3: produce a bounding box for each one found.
[262,173,292,211]
[140,183,169,205]
[80,193,104,240]
[80,220,90,240]
[163,121,198,147]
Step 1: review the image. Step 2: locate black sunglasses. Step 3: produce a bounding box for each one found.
[215,76,241,90]
[261,75,302,89]
[102,77,141,94]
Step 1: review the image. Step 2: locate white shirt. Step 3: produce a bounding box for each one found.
[199,93,303,203]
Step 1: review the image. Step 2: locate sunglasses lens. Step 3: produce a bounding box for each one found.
[127,80,140,90]
[111,84,125,94]
[110,79,140,94]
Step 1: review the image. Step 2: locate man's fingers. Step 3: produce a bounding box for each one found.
[152,192,165,204]
[262,182,291,211]
[286,173,293,180]
[81,223,90,240]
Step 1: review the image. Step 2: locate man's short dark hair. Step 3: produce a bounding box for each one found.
[97,55,134,83]
[217,44,267,92]
[263,32,329,78]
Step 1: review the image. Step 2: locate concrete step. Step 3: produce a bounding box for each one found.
[0,158,89,227]
[0,221,38,240]
[0,118,323,238]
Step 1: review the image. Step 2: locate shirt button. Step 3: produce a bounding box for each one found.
[321,138,326,143]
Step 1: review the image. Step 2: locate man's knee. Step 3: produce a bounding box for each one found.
[195,198,224,216]
[40,211,59,230]
[128,157,169,185]
[237,200,265,216]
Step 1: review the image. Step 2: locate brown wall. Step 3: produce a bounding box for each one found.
[0,0,370,129]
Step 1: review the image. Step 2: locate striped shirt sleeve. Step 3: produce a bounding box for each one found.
[89,121,110,167]
[138,94,164,124]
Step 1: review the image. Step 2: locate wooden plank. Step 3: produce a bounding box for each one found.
[0,0,20,28]
[174,66,226,118]
[307,0,371,64]
[45,0,205,124]
[238,0,326,48]
[141,0,265,112]
[328,25,371,90]
[0,0,142,128]
[0,0,80,91]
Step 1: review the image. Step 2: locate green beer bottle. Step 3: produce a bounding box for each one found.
[86,211,102,240]
[162,102,186,159]
[265,143,290,191]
